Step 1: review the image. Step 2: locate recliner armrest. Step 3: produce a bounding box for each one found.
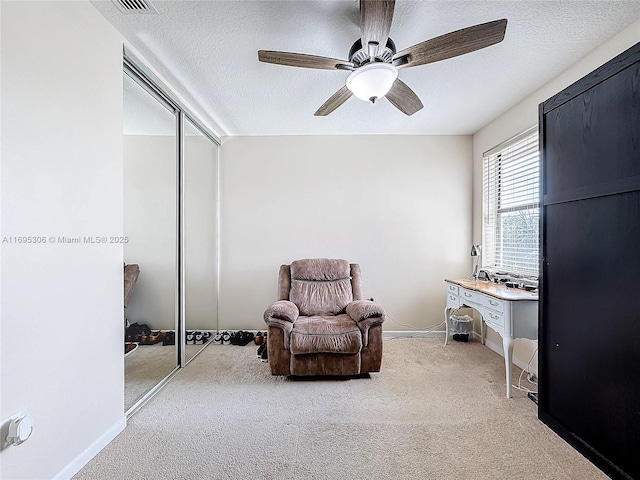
[346,300,385,347]
[264,300,299,324]
[264,300,298,350]
[346,300,385,324]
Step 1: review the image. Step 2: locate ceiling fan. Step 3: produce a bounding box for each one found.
[258,1,507,116]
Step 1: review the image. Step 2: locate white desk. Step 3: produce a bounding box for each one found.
[444,279,538,398]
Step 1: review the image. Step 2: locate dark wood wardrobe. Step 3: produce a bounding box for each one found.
[539,42,640,479]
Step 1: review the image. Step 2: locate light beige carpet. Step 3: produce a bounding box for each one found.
[125,343,209,411]
[78,338,606,480]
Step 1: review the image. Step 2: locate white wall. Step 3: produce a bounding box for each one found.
[0,2,125,479]
[472,20,640,375]
[219,135,473,332]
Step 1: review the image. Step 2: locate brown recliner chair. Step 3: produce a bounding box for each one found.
[263,258,385,376]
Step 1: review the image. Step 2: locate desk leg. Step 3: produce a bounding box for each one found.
[443,307,449,345]
[503,335,514,398]
[480,318,485,345]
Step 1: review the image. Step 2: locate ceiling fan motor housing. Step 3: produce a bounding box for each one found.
[349,38,397,67]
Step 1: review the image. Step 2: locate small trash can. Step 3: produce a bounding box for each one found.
[450,314,473,342]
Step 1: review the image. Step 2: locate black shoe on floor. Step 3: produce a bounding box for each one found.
[230,331,241,345]
[238,331,255,346]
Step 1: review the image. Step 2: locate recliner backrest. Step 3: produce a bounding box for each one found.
[290,258,352,316]
[277,258,364,316]
[277,259,364,304]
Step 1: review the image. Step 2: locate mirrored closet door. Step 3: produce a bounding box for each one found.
[123,69,179,412]
[183,116,219,364]
[122,51,220,415]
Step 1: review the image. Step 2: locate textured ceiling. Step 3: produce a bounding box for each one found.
[93,1,640,137]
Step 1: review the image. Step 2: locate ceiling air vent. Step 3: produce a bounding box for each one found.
[112,0,158,15]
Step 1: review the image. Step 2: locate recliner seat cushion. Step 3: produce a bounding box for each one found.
[289,259,353,316]
[290,315,362,355]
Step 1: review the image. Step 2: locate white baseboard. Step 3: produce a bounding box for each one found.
[54,416,126,480]
[383,330,446,339]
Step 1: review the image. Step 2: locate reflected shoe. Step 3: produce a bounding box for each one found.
[162,331,175,346]
[125,343,138,356]
[186,331,195,344]
[140,331,166,345]
[257,343,267,358]
[125,322,151,343]
[221,331,231,344]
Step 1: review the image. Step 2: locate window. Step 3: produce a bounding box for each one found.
[483,127,540,275]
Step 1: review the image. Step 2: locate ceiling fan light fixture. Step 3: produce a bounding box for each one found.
[346,63,398,102]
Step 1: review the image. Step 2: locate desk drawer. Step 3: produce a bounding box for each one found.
[446,283,459,295]
[459,288,483,306]
[485,310,505,331]
[483,296,505,313]
[447,293,460,308]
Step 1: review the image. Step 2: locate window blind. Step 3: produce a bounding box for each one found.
[483,127,540,275]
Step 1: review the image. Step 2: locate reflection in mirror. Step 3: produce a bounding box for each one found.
[123,71,178,412]
[184,116,219,363]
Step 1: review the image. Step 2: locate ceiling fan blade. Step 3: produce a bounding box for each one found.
[393,19,507,69]
[386,78,423,116]
[314,86,353,116]
[360,0,395,56]
[258,50,353,70]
